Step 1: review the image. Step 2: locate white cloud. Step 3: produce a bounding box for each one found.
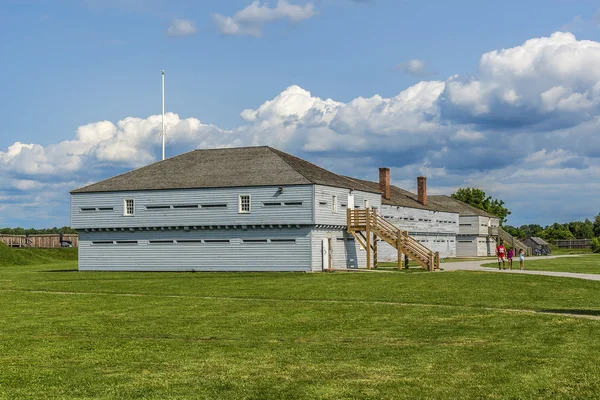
[442,32,600,125]
[452,129,484,142]
[167,19,197,37]
[213,0,316,37]
[396,59,429,76]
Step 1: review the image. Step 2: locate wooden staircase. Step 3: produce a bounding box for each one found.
[347,209,440,271]
[497,227,532,257]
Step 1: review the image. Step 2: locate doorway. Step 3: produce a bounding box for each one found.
[322,238,333,271]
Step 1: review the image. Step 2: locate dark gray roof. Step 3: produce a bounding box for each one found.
[529,237,550,246]
[71,146,379,194]
[345,177,453,212]
[428,195,498,218]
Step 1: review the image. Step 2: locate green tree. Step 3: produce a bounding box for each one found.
[503,225,525,239]
[541,223,575,241]
[520,224,544,238]
[451,188,512,225]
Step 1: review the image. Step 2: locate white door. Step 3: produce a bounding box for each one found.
[457,239,477,257]
[347,194,355,210]
[322,238,330,271]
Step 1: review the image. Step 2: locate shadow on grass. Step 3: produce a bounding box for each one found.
[39,269,79,273]
[539,309,600,317]
[375,267,429,273]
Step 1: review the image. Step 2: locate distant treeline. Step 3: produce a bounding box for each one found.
[504,216,600,241]
[0,227,78,235]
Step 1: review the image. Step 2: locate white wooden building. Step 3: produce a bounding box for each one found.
[70,146,381,272]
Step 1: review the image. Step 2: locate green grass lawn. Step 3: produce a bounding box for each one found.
[551,248,593,255]
[1,246,600,399]
[482,255,600,274]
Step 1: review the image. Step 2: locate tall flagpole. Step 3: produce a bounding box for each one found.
[161,70,166,161]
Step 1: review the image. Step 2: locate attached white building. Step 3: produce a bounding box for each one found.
[427,196,500,257]
[348,170,460,260]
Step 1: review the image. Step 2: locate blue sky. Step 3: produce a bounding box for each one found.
[2,0,600,228]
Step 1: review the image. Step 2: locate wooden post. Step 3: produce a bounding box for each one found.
[365,208,371,270]
[435,252,440,270]
[429,252,434,272]
[372,208,378,269]
[373,233,378,269]
[397,234,402,270]
[403,231,410,269]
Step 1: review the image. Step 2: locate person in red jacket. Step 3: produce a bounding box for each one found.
[496,242,506,270]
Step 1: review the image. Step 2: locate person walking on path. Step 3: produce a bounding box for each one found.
[507,248,514,270]
[519,249,525,270]
[496,242,506,270]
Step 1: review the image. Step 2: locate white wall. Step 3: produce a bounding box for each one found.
[72,185,314,229]
[78,227,312,271]
[377,234,456,261]
[314,185,381,226]
[458,216,481,235]
[380,205,459,235]
[376,205,459,260]
[311,229,366,271]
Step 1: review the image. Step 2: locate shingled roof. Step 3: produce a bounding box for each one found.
[428,195,498,218]
[344,176,500,217]
[71,146,380,194]
[344,178,435,211]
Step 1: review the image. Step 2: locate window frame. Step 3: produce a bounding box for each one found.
[238,194,251,214]
[123,199,135,216]
[332,195,338,213]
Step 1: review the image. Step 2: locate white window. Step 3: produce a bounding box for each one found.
[364,199,369,209]
[332,195,338,213]
[239,194,251,213]
[124,199,135,216]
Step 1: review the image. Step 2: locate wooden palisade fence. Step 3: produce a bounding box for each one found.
[0,234,78,248]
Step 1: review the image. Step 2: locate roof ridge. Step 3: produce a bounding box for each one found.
[194,145,269,152]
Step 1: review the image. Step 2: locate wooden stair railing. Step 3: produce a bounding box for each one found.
[347,209,440,271]
[497,227,532,257]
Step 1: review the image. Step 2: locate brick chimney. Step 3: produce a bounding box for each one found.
[417,176,427,206]
[379,167,390,200]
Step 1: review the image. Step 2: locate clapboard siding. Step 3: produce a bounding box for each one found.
[314,186,381,226]
[458,216,481,235]
[377,234,457,261]
[456,236,478,257]
[71,185,314,229]
[314,185,381,226]
[310,229,365,271]
[379,205,459,235]
[78,228,311,271]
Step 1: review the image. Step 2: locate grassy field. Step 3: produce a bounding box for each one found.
[1,245,600,399]
[551,248,593,255]
[483,255,600,274]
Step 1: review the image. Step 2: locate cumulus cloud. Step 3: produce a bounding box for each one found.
[213,0,316,37]
[166,18,197,37]
[395,59,430,76]
[3,32,600,226]
[440,32,600,129]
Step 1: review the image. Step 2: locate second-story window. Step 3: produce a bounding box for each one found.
[239,194,251,213]
[124,199,135,216]
[332,195,338,213]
